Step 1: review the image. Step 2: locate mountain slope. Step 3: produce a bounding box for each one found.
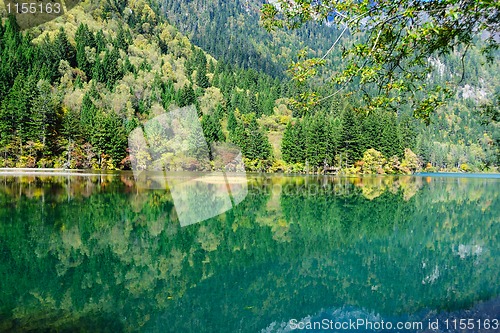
[159,0,337,77]
[0,0,497,172]
[0,0,282,169]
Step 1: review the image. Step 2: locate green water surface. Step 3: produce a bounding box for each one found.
[0,173,498,332]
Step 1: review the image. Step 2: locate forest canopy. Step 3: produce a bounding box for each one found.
[0,0,497,173]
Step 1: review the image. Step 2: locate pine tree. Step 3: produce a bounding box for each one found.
[293,120,307,163]
[95,31,107,54]
[54,27,76,67]
[80,92,97,136]
[213,104,225,120]
[39,35,60,82]
[90,111,127,167]
[122,56,135,75]
[326,117,342,165]
[249,93,261,117]
[92,57,106,83]
[178,84,196,107]
[340,108,363,166]
[246,117,272,160]
[61,108,81,142]
[1,74,37,147]
[0,17,23,92]
[227,110,237,134]
[229,118,246,149]
[29,80,59,152]
[361,110,381,151]
[282,122,295,163]
[208,60,215,73]
[379,112,401,158]
[398,114,417,152]
[75,24,96,77]
[305,114,327,168]
[282,121,306,164]
[114,26,131,51]
[75,23,96,49]
[196,64,210,89]
[160,79,175,108]
[201,114,225,145]
[102,48,122,88]
[76,43,92,78]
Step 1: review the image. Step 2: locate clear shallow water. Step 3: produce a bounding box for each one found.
[0,173,498,332]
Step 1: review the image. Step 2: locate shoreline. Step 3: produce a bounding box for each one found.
[0,168,499,178]
[0,168,119,177]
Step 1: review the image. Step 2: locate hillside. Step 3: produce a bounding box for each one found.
[0,0,283,170]
[0,0,498,173]
[159,0,337,78]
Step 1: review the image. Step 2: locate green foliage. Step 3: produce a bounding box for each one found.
[228,113,272,162]
[196,65,210,89]
[178,84,196,107]
[54,27,76,68]
[227,110,237,133]
[401,148,422,174]
[305,113,329,169]
[261,0,500,124]
[282,121,305,164]
[339,108,363,166]
[0,1,496,173]
[246,117,272,161]
[360,148,387,174]
[194,49,210,89]
[201,114,225,146]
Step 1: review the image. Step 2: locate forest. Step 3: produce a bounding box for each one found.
[0,0,498,173]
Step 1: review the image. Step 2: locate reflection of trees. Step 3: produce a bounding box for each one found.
[0,175,498,332]
[0,173,135,202]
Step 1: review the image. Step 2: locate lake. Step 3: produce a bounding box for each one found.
[0,173,498,332]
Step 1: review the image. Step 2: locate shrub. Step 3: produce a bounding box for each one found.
[360,148,387,174]
[460,163,471,172]
[401,148,422,174]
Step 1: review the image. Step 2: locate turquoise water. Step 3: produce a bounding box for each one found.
[0,173,498,332]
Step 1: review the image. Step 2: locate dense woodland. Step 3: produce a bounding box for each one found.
[0,0,498,173]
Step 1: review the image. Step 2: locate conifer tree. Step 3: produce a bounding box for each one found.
[201,114,225,145]
[95,31,107,54]
[178,84,196,107]
[249,93,261,117]
[282,122,295,163]
[114,26,131,51]
[379,112,401,158]
[227,110,237,134]
[102,48,122,88]
[246,117,272,160]
[326,117,342,165]
[92,58,105,84]
[196,63,210,89]
[282,120,306,164]
[340,108,363,166]
[160,79,176,108]
[305,114,328,168]
[80,92,97,137]
[54,27,76,67]
[29,80,58,152]
[229,119,247,149]
[75,24,96,77]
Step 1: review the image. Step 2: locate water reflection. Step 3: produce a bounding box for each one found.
[0,173,498,332]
